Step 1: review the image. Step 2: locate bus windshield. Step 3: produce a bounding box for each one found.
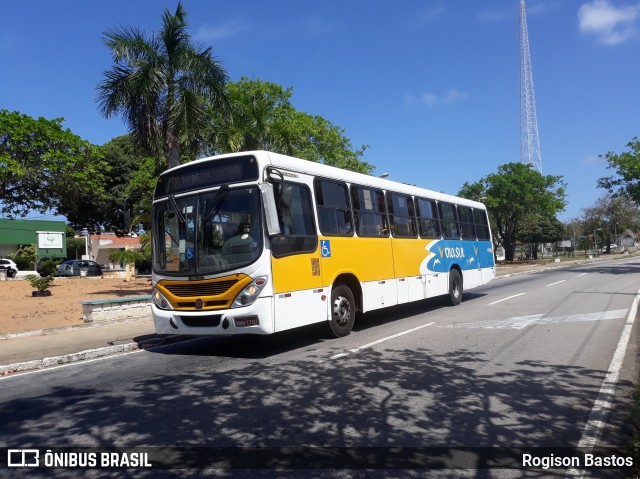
[153,186,263,276]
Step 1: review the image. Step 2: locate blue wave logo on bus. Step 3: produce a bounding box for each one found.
[422,240,486,273]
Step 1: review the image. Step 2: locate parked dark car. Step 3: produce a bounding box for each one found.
[0,259,18,278]
[56,260,103,277]
[36,256,67,277]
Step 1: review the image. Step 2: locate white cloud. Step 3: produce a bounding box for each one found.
[405,89,469,108]
[194,19,251,41]
[581,154,605,165]
[578,0,640,45]
[443,89,469,104]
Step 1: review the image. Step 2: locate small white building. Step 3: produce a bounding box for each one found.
[88,234,142,269]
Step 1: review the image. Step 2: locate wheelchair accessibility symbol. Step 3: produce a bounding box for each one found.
[321,240,331,258]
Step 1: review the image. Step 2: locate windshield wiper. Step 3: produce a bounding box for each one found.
[203,185,229,223]
[168,195,187,224]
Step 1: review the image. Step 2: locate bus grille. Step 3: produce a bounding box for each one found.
[179,315,222,327]
[163,280,239,297]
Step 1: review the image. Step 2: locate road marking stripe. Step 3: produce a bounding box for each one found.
[546,280,566,286]
[577,273,587,277]
[566,288,640,478]
[447,309,627,330]
[330,322,436,360]
[488,293,525,305]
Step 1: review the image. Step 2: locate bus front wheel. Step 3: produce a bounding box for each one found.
[329,284,355,337]
[448,269,463,306]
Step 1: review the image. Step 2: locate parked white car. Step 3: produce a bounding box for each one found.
[0,259,19,278]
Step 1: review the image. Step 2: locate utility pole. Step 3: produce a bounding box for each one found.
[519,0,542,173]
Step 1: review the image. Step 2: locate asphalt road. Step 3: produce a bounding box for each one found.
[1,258,639,478]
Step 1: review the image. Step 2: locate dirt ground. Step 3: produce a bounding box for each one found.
[0,277,152,335]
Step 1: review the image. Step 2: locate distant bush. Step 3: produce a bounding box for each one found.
[40,259,62,277]
[12,244,37,270]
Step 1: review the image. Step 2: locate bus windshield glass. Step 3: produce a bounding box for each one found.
[153,186,263,276]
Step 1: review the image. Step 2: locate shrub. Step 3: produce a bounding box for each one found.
[12,244,37,270]
[39,258,62,277]
[24,274,55,293]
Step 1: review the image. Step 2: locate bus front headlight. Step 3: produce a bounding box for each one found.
[232,276,268,308]
[152,287,173,310]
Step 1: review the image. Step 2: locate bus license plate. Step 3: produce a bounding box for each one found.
[235,317,259,327]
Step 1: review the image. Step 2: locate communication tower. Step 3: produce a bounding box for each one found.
[519,0,542,173]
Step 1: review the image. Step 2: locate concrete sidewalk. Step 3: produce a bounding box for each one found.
[0,318,175,375]
[0,255,632,375]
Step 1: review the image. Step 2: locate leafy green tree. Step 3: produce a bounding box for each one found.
[598,137,640,202]
[125,155,161,232]
[581,194,640,253]
[519,214,565,259]
[206,78,373,174]
[97,2,228,170]
[459,162,567,261]
[0,110,108,222]
[87,135,158,234]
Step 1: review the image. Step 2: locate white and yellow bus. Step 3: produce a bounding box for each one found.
[151,150,495,337]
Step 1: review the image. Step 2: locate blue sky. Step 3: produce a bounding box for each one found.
[2,0,639,222]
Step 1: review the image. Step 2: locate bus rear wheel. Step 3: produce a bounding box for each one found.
[329,284,355,337]
[448,269,463,306]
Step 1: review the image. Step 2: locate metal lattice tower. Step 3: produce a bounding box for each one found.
[519,0,542,173]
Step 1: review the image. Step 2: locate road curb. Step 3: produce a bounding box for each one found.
[0,335,195,376]
[0,342,142,376]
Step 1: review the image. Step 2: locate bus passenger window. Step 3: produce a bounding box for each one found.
[314,179,353,236]
[458,206,476,240]
[387,193,417,238]
[271,182,318,257]
[351,186,388,237]
[439,202,460,240]
[473,209,491,240]
[416,198,441,239]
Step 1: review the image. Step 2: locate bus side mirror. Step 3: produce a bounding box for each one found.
[260,183,281,236]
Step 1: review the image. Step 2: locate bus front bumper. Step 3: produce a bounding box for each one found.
[152,296,274,336]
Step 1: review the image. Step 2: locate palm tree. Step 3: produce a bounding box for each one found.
[208,78,296,155]
[96,2,228,170]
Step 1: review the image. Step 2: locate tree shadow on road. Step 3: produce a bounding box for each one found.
[0,336,633,478]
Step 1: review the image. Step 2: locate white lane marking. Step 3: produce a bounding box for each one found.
[330,322,436,360]
[577,273,588,277]
[445,310,628,330]
[488,293,526,305]
[566,288,640,478]
[546,280,566,287]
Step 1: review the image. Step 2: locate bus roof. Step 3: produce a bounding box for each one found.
[164,150,487,210]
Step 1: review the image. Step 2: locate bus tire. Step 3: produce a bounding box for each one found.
[448,269,463,306]
[329,284,355,337]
